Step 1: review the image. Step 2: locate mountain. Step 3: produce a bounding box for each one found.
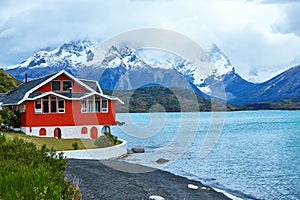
[6,40,94,81]
[247,65,300,103]
[4,40,300,106]
[77,45,205,95]
[0,69,21,93]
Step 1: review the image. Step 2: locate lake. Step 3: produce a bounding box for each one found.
[112,110,300,200]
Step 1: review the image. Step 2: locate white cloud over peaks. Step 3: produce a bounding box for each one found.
[0,0,300,81]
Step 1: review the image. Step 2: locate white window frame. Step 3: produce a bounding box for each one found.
[58,99,65,113]
[81,100,87,113]
[35,100,42,114]
[101,99,108,113]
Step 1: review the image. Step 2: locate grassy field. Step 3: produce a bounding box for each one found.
[1,131,114,151]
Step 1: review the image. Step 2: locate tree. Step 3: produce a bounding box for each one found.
[0,107,19,129]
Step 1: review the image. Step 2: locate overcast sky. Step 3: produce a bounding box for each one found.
[1,0,300,80]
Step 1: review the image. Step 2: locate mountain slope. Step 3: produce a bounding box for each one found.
[0,69,21,93]
[104,86,237,113]
[251,65,300,102]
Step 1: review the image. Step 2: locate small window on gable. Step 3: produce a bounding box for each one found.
[52,80,60,91]
[63,81,72,91]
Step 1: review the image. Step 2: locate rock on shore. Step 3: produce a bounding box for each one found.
[65,159,230,200]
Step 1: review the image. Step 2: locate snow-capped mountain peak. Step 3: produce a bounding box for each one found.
[208,43,234,76]
[6,40,95,80]
[100,46,150,70]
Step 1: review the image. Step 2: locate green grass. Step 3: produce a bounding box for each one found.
[1,131,115,151]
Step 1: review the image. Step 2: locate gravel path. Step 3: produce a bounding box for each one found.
[65,159,231,200]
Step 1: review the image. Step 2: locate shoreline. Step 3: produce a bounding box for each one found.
[65,158,231,200]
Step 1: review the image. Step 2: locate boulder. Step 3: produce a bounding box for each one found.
[131,148,145,153]
[156,158,169,164]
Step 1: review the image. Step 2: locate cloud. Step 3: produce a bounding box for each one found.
[0,0,300,81]
[271,3,300,37]
[262,0,300,4]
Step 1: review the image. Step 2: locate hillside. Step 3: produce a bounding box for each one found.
[0,69,21,93]
[239,97,300,110]
[105,86,300,112]
[104,86,237,113]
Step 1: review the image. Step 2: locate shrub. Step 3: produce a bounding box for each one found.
[0,107,20,129]
[104,132,122,145]
[72,142,78,150]
[94,135,114,148]
[0,135,80,200]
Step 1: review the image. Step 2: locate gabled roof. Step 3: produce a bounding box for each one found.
[2,73,55,105]
[2,70,123,105]
[78,78,102,93]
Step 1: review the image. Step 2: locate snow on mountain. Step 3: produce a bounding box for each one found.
[6,40,95,80]
[247,64,292,83]
[208,43,234,76]
[137,43,235,95]
[78,45,194,91]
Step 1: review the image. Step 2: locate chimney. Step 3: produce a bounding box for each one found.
[25,73,28,83]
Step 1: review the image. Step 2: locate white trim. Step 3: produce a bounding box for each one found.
[20,70,97,105]
[3,70,124,106]
[20,125,106,139]
[62,139,128,160]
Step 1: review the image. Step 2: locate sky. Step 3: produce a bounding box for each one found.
[1,0,300,81]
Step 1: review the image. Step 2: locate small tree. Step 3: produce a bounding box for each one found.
[0,107,19,129]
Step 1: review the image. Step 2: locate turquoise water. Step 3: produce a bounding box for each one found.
[112,111,300,200]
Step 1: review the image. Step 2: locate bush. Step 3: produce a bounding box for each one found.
[0,135,80,200]
[72,142,78,150]
[0,107,20,129]
[94,135,114,148]
[104,132,122,145]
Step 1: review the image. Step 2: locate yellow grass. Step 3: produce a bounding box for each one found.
[1,131,113,151]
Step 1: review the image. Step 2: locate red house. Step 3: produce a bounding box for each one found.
[2,70,123,139]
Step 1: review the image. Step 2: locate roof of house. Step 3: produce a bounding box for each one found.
[2,70,123,105]
[78,78,102,93]
[2,73,55,105]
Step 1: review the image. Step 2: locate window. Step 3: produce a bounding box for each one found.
[81,100,87,112]
[52,80,60,91]
[51,97,57,113]
[88,97,94,112]
[81,127,88,134]
[43,97,49,113]
[35,100,42,113]
[102,99,108,112]
[58,99,65,113]
[81,96,108,113]
[35,96,65,114]
[63,81,72,91]
[19,103,26,112]
[39,128,46,136]
[95,96,101,112]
